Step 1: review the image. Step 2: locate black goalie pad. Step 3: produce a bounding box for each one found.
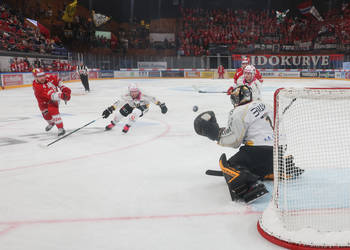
[219,153,268,203]
[194,111,220,141]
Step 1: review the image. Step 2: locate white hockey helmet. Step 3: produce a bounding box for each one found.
[243,65,256,75]
[128,83,139,93]
[230,85,252,107]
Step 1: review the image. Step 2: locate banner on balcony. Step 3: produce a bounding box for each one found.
[92,10,111,27]
[232,54,344,69]
[297,1,324,21]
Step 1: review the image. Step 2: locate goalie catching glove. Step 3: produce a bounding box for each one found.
[158,102,168,114]
[194,111,221,141]
[102,105,116,119]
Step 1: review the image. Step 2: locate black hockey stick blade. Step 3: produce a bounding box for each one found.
[205,169,223,176]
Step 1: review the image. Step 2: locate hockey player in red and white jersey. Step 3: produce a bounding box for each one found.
[102,83,168,133]
[228,58,263,95]
[194,85,273,203]
[32,68,71,136]
[227,65,262,100]
[239,65,262,100]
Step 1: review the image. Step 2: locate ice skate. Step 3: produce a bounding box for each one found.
[122,124,131,133]
[45,123,55,132]
[58,128,66,136]
[105,121,115,131]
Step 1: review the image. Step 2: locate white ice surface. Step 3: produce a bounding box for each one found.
[1,78,349,250]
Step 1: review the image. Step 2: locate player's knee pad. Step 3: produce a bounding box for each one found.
[119,104,133,117]
[132,108,142,117]
[41,109,52,120]
[128,108,142,123]
[48,104,59,116]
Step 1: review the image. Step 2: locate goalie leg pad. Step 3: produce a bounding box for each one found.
[194,111,220,141]
[119,103,134,117]
[219,153,265,203]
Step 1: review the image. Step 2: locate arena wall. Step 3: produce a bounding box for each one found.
[1,68,350,90]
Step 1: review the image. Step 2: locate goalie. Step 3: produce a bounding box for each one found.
[101,83,168,133]
[194,85,273,203]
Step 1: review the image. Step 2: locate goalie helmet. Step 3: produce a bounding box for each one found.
[230,85,252,107]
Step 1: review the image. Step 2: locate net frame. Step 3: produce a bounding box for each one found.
[258,88,350,249]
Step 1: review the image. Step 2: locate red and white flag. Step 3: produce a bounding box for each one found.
[297,1,324,21]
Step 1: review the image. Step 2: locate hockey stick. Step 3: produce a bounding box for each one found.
[192,85,226,94]
[205,169,223,176]
[45,117,102,147]
[282,98,296,115]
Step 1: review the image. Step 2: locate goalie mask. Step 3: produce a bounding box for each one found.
[230,85,252,107]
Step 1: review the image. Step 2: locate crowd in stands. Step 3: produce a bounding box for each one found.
[9,57,75,72]
[0,4,64,54]
[178,5,350,56]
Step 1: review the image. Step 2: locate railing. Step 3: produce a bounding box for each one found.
[72,52,349,71]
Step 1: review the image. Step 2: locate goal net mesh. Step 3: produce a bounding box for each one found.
[258,88,350,248]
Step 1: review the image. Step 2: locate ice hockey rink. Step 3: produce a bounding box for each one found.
[1,77,349,250]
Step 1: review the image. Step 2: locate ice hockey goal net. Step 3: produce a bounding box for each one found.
[258,88,350,249]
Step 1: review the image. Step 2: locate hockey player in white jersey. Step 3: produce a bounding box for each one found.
[102,83,168,133]
[194,85,273,203]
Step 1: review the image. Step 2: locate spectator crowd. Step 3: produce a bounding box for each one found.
[9,57,75,72]
[0,4,64,54]
[178,5,350,56]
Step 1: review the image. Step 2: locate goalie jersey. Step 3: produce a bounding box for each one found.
[218,100,273,148]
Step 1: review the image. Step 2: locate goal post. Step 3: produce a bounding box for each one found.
[258,88,350,249]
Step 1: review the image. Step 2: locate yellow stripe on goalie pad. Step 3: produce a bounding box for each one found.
[219,159,240,183]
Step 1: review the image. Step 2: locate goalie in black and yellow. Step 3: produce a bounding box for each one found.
[194,85,273,203]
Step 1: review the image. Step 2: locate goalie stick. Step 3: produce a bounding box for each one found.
[192,85,226,94]
[205,169,223,176]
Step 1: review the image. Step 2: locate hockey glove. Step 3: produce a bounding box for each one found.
[194,111,220,141]
[61,87,71,100]
[102,105,116,119]
[159,102,168,114]
[227,86,234,95]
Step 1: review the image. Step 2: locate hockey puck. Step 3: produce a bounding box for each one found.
[193,105,198,112]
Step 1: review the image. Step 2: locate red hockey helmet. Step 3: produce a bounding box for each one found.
[32,68,45,77]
